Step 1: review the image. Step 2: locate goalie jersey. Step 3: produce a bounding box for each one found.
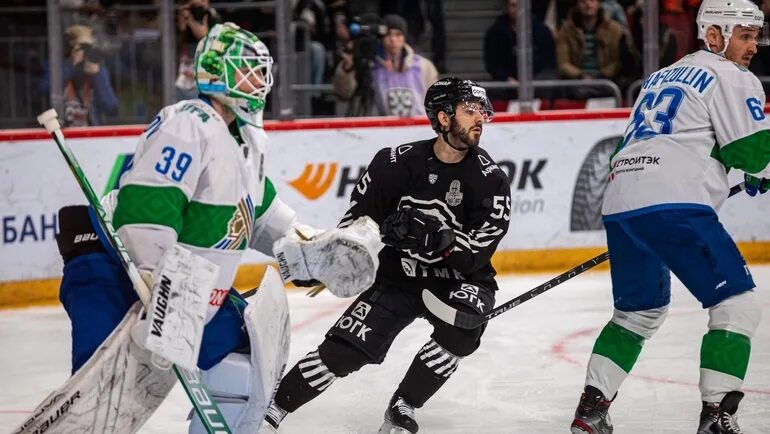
[112,98,286,293]
[339,139,511,291]
[604,50,770,219]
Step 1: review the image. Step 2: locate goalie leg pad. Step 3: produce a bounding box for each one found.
[189,267,291,434]
[14,303,177,434]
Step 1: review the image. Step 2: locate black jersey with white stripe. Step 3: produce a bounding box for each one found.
[338,138,511,291]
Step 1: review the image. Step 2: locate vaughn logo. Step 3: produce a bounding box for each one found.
[276,251,291,280]
[150,275,172,338]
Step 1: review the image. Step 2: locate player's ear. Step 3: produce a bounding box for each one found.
[705,25,724,51]
[438,110,450,131]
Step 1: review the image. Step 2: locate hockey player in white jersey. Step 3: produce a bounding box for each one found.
[17,23,382,434]
[570,1,770,434]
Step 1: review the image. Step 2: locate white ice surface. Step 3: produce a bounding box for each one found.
[1,268,769,434]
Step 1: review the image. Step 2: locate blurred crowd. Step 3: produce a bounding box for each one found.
[2,0,770,128]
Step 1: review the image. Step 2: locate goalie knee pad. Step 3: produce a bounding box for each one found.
[708,290,761,337]
[610,305,669,339]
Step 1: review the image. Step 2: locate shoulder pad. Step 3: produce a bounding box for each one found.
[174,99,222,125]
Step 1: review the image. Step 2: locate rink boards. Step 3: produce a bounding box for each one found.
[1,110,769,307]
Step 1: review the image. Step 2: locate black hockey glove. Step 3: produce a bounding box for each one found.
[745,174,770,197]
[380,208,455,257]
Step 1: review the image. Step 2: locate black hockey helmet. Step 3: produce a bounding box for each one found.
[424,77,494,132]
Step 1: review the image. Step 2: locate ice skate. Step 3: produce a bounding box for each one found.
[570,385,613,434]
[697,391,745,434]
[378,394,419,434]
[259,401,287,433]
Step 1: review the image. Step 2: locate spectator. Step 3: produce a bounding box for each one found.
[380,0,448,73]
[660,0,701,59]
[601,0,628,29]
[294,0,331,84]
[556,0,631,96]
[175,0,220,101]
[41,24,118,126]
[483,0,557,85]
[333,14,438,117]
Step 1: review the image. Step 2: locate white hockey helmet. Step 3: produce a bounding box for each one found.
[195,23,274,126]
[696,0,769,49]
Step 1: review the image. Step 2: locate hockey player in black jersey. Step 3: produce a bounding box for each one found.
[261,77,512,434]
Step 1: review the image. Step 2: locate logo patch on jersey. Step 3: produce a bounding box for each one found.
[214,196,254,250]
[478,154,491,166]
[445,180,463,206]
[428,173,438,184]
[351,301,371,321]
[289,163,338,200]
[401,258,418,277]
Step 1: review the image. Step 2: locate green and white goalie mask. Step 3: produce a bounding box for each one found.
[697,0,770,54]
[196,23,274,126]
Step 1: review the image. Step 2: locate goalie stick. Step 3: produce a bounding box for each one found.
[424,182,746,329]
[36,109,232,434]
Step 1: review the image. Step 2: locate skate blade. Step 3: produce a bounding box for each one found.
[570,419,593,434]
[378,421,413,434]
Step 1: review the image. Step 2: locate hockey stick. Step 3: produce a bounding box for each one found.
[293,227,327,297]
[37,109,232,434]
[424,182,746,329]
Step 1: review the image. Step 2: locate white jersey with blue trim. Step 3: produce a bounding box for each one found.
[602,50,770,220]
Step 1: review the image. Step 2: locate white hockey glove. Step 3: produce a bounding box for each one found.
[273,216,384,297]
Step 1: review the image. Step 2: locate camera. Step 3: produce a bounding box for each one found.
[189,4,209,23]
[347,15,387,65]
[80,44,102,64]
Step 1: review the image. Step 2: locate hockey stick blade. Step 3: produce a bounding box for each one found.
[424,182,746,329]
[37,109,232,434]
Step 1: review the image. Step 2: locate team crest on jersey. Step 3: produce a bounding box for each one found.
[445,180,463,206]
[214,195,255,250]
[429,173,438,184]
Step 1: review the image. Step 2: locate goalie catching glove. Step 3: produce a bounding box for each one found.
[272,216,384,297]
[380,207,455,257]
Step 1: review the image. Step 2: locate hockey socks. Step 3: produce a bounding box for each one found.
[586,321,645,398]
[700,330,751,401]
